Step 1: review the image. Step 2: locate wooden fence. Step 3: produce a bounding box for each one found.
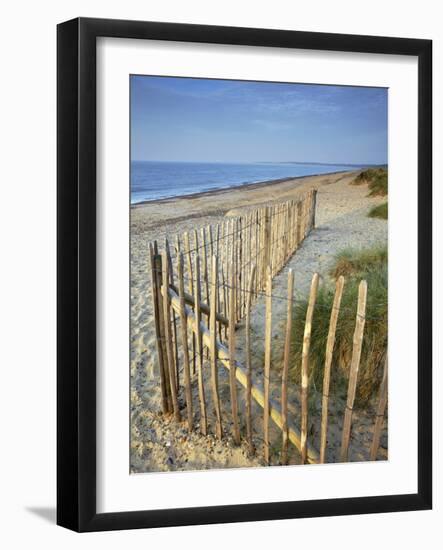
[149,190,388,465]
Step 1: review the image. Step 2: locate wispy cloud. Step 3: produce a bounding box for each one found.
[253,94,341,116]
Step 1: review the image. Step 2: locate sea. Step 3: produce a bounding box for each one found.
[130,160,362,204]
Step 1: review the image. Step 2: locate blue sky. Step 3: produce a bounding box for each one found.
[130,75,387,165]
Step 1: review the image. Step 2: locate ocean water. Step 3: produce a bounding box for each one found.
[131,160,360,204]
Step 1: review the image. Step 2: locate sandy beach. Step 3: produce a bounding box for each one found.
[130,170,388,473]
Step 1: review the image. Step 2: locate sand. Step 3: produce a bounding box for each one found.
[130,170,388,473]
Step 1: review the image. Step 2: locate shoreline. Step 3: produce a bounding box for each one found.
[131,169,357,208]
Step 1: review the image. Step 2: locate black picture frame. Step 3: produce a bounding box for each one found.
[57,17,432,532]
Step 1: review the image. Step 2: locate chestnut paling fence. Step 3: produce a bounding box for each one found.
[149,190,388,465]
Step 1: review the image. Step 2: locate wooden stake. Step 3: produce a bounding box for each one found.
[263,265,273,465]
[340,280,367,462]
[300,272,319,464]
[208,225,213,258]
[245,264,256,454]
[210,255,223,439]
[200,226,210,358]
[228,249,241,444]
[221,264,228,341]
[149,245,168,414]
[281,269,294,465]
[154,241,172,411]
[177,252,193,431]
[311,189,317,229]
[165,238,179,388]
[183,232,196,375]
[255,210,260,296]
[263,207,271,290]
[319,276,345,464]
[238,217,243,319]
[215,224,223,340]
[215,223,220,257]
[370,355,388,460]
[246,213,253,312]
[223,221,229,329]
[296,201,303,246]
[236,218,241,321]
[194,255,208,436]
[192,229,203,366]
[200,227,209,309]
[161,250,180,422]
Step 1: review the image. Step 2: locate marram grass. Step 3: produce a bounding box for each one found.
[289,245,388,407]
[352,168,388,197]
[368,202,388,220]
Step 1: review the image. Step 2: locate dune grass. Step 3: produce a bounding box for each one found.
[331,245,388,278]
[290,245,388,407]
[368,202,388,219]
[352,168,388,197]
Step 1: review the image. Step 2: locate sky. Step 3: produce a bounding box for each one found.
[130,75,387,165]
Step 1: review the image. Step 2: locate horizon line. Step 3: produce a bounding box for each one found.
[132,159,386,167]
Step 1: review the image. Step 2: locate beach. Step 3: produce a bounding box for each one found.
[130,170,388,473]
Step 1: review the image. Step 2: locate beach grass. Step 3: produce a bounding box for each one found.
[368,202,388,219]
[289,244,388,407]
[331,244,388,278]
[352,168,388,197]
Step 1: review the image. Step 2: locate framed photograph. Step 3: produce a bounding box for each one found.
[57,17,432,532]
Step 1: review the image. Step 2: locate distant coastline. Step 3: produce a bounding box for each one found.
[131,160,364,205]
[260,161,385,168]
[131,169,357,208]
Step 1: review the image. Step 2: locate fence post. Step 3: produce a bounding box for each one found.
[370,355,388,460]
[281,269,294,464]
[311,189,317,229]
[291,200,296,253]
[300,272,319,464]
[161,250,181,422]
[238,217,243,320]
[245,265,256,454]
[192,229,204,366]
[215,223,220,257]
[263,265,273,464]
[149,245,169,414]
[234,218,240,322]
[296,201,303,246]
[319,276,345,463]
[154,242,173,412]
[183,232,196,375]
[263,207,271,290]
[165,238,180,389]
[221,264,228,341]
[229,248,241,444]
[194,255,208,435]
[177,252,193,431]
[210,255,223,439]
[221,222,228,339]
[340,280,367,462]
[207,225,213,261]
[255,210,259,296]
